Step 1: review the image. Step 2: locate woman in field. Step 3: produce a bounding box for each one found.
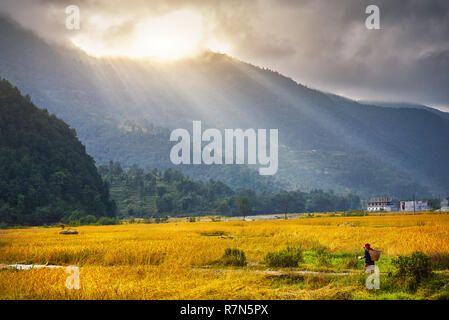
[360,243,375,273]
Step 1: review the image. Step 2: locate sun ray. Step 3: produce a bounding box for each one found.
[72,10,206,60]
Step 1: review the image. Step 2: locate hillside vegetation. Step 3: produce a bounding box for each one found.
[99,161,361,218]
[0,79,116,226]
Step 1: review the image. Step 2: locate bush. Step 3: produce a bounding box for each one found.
[393,251,433,291]
[221,248,247,266]
[264,247,304,268]
[96,217,119,225]
[343,257,360,269]
[316,247,332,267]
[430,253,449,270]
[345,211,365,217]
[79,215,98,225]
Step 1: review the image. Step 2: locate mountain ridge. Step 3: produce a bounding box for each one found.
[1,16,448,198]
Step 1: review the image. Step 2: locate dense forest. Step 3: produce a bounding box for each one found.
[99,161,361,218]
[0,79,116,226]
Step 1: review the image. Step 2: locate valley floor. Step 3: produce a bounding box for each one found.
[0,213,448,299]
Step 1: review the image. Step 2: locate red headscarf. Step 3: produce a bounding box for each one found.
[364,243,372,250]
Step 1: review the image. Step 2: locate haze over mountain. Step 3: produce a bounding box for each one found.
[359,101,449,121]
[1,16,448,198]
[2,0,448,110]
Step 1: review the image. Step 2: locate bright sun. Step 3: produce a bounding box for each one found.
[71,10,227,60]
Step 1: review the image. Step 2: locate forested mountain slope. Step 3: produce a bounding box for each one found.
[0,79,116,225]
[1,16,448,198]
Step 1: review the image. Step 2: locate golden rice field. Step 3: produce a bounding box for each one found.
[0,213,448,300]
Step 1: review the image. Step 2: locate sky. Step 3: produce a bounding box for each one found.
[1,0,448,110]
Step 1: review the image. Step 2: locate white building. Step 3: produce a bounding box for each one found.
[367,197,394,212]
[440,199,449,212]
[399,200,428,212]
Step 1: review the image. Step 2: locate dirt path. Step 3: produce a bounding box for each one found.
[192,266,360,276]
[2,264,368,276]
[257,270,360,276]
[0,264,63,270]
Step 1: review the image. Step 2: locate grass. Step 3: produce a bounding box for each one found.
[219,248,247,266]
[264,247,304,268]
[0,213,448,299]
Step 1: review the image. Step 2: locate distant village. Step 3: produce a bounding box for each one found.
[366,197,449,212]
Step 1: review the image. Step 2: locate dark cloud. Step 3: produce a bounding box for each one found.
[0,0,448,109]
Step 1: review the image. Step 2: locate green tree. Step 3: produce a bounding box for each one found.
[236,196,251,220]
[157,194,174,213]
